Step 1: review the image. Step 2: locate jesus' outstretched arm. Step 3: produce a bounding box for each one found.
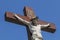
[14,14,30,25]
[41,23,50,28]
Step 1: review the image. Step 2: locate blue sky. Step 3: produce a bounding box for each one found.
[0,0,59,40]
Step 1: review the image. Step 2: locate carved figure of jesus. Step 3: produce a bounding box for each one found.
[14,14,50,40]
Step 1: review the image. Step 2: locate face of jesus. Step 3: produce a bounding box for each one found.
[32,19,38,26]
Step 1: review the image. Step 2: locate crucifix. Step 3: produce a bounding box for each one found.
[5,6,56,40]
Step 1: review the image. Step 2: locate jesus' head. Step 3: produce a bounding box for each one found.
[31,17,39,26]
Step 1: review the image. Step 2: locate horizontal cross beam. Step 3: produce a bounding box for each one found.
[5,12,56,33]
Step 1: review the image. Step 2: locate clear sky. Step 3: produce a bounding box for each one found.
[0,0,59,40]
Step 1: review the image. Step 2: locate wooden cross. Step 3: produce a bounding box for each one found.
[5,6,56,40]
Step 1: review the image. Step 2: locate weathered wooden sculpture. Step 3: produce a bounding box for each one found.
[5,6,56,40]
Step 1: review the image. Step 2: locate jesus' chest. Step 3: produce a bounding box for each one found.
[28,24,41,32]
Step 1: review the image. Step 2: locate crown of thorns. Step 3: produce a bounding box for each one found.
[31,17,38,21]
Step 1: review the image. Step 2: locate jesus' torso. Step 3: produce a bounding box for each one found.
[28,23,43,38]
[29,24,41,32]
